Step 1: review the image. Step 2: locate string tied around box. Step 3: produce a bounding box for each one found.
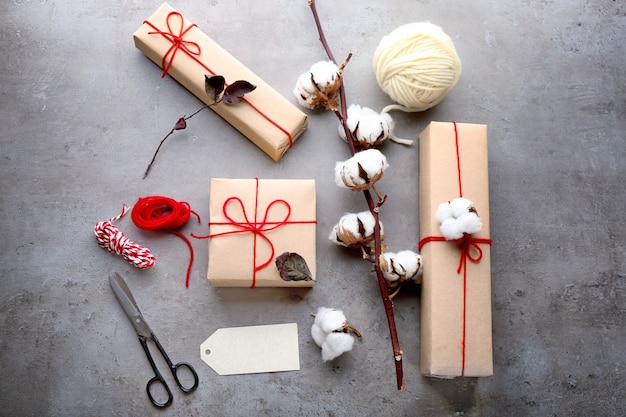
[417,122,492,376]
[192,178,317,288]
[94,205,157,270]
[373,22,462,114]
[131,196,201,288]
[144,11,294,147]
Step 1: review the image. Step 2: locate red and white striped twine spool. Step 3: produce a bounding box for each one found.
[94,205,156,269]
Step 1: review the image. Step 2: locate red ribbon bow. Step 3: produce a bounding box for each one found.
[418,234,492,275]
[199,179,315,288]
[144,12,200,78]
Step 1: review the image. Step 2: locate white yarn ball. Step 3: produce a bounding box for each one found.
[373,22,462,112]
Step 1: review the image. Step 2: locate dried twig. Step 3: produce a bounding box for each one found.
[143,76,256,179]
[308,0,404,390]
[143,106,208,179]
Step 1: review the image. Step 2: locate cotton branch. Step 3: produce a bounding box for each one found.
[309,0,404,390]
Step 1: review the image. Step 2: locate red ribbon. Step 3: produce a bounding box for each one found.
[143,12,294,147]
[195,179,316,288]
[418,121,492,376]
[418,235,492,275]
[145,12,200,78]
[131,196,201,288]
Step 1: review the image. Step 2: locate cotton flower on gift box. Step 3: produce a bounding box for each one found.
[418,120,493,378]
[436,197,482,240]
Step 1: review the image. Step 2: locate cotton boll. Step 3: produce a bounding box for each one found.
[380,252,401,282]
[293,73,316,107]
[311,307,360,362]
[456,212,482,235]
[293,61,342,110]
[338,104,395,148]
[351,106,393,143]
[309,61,342,89]
[313,306,335,322]
[355,210,380,238]
[356,149,389,180]
[315,307,348,334]
[440,217,464,240]
[357,110,393,144]
[393,250,422,281]
[329,211,383,248]
[335,149,389,191]
[328,212,360,247]
[436,201,454,223]
[449,197,475,218]
[338,104,365,140]
[311,307,346,348]
[380,250,422,282]
[334,161,350,188]
[437,197,482,239]
[321,332,355,361]
[311,322,326,347]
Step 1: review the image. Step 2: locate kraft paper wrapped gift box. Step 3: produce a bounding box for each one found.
[206,178,316,288]
[418,121,493,378]
[134,3,308,161]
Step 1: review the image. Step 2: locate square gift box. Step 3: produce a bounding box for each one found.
[418,121,493,378]
[134,3,308,161]
[207,178,316,288]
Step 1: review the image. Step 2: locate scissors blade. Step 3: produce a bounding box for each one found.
[109,272,153,338]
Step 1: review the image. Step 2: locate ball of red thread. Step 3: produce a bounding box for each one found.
[131,196,196,231]
[130,196,201,288]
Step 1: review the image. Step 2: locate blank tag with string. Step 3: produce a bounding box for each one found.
[200,323,300,375]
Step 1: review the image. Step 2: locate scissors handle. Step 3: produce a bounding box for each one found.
[139,333,199,408]
[171,361,199,393]
[146,374,173,408]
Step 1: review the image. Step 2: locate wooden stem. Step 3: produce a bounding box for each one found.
[143,105,209,179]
[309,0,404,391]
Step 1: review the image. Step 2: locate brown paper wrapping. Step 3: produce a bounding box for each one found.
[133,3,308,161]
[207,178,316,287]
[419,122,493,378]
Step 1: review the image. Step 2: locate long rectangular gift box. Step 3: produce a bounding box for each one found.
[418,121,493,378]
[206,178,316,288]
[134,3,308,161]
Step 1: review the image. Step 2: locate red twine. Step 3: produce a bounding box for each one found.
[143,12,294,147]
[146,11,199,78]
[94,205,156,269]
[417,121,492,376]
[193,178,316,288]
[131,196,200,288]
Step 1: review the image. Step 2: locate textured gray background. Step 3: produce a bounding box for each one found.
[1,0,624,416]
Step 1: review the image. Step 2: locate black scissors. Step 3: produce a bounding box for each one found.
[109,272,199,408]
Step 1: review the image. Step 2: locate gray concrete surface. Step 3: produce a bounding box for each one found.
[1,1,624,416]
